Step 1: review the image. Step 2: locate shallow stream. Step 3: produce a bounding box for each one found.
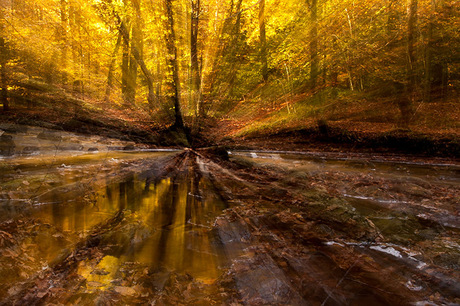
[0,126,459,304]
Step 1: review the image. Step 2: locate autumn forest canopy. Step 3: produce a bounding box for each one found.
[0,0,459,147]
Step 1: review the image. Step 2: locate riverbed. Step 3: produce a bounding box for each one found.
[0,126,459,305]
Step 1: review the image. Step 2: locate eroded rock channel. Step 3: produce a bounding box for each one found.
[0,129,459,305]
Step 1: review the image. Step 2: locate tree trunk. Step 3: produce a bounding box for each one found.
[60,0,68,84]
[347,68,354,91]
[114,10,155,108]
[259,0,268,82]
[407,0,418,91]
[190,0,201,117]
[228,0,243,97]
[127,36,138,104]
[0,37,8,112]
[424,18,433,102]
[165,0,184,128]
[121,0,135,105]
[441,62,448,100]
[309,0,318,90]
[208,0,234,96]
[121,18,131,105]
[155,56,161,107]
[424,0,437,102]
[0,8,9,111]
[330,36,338,97]
[386,0,398,38]
[126,0,143,105]
[344,7,354,91]
[69,3,78,81]
[402,0,418,128]
[105,33,122,102]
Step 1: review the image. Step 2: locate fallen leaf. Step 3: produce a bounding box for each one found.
[36,291,48,298]
[8,192,19,200]
[87,281,104,287]
[114,286,137,296]
[7,286,21,296]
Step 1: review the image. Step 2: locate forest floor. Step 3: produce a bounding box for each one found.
[208,93,460,159]
[2,103,459,160]
[2,81,459,157]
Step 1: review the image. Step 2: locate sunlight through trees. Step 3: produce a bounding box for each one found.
[0,0,458,129]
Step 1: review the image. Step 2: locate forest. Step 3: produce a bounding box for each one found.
[0,0,459,304]
[0,0,458,145]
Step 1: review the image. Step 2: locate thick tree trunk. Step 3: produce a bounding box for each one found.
[127,38,137,104]
[126,0,143,105]
[105,33,122,102]
[259,0,268,82]
[69,3,85,90]
[190,0,202,116]
[165,0,184,128]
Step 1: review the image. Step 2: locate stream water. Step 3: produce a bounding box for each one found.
[232,150,460,229]
[0,126,459,304]
[0,149,234,296]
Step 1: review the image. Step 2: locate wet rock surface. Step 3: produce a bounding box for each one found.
[0,146,459,305]
[0,124,143,157]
